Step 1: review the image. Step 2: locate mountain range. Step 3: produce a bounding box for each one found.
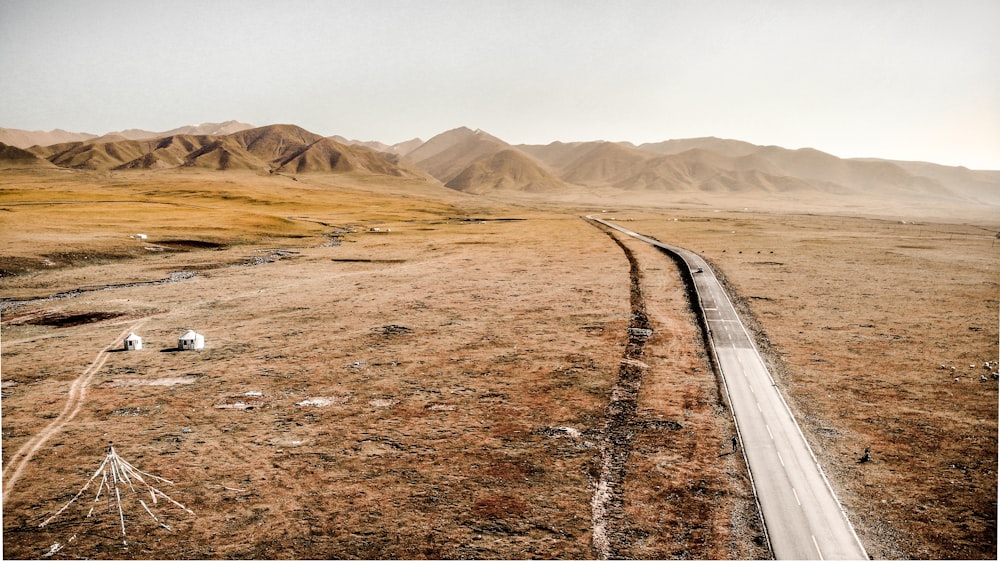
[0,120,255,148]
[6,124,428,178]
[2,122,997,208]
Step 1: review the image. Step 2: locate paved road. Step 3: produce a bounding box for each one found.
[588,216,867,560]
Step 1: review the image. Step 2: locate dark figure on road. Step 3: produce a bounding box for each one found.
[731,436,738,453]
[859,447,871,463]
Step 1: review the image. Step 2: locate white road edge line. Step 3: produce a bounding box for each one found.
[585,216,869,560]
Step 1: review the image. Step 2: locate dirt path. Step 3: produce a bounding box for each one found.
[1,320,146,504]
[590,228,651,558]
[0,272,198,312]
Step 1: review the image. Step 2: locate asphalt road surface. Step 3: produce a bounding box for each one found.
[588,216,868,560]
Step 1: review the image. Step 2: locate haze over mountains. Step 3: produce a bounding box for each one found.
[2,122,997,209]
[0,120,254,149]
[6,124,428,178]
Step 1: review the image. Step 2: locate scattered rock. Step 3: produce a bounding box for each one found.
[374,324,412,336]
[216,393,266,410]
[632,419,683,431]
[106,376,198,387]
[627,327,653,339]
[620,358,649,370]
[537,426,588,440]
[296,395,350,407]
[425,402,455,411]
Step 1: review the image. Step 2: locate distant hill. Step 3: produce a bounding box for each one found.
[520,141,655,187]
[404,127,574,193]
[0,128,97,148]
[91,120,255,143]
[445,149,566,194]
[0,142,58,169]
[26,124,425,178]
[218,124,426,176]
[630,137,970,195]
[391,138,425,156]
[852,158,1000,206]
[602,151,838,194]
[514,136,982,204]
[117,134,261,171]
[0,121,254,148]
[384,128,998,206]
[9,120,998,210]
[330,135,424,156]
[31,138,157,170]
[146,120,254,138]
[404,127,514,184]
[638,137,761,158]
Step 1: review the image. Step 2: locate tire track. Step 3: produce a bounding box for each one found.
[591,228,651,558]
[2,320,146,504]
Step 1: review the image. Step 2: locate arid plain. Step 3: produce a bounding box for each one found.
[1,126,998,559]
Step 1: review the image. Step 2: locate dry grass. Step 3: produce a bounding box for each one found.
[620,210,999,559]
[602,233,766,559]
[2,169,995,559]
[3,169,748,559]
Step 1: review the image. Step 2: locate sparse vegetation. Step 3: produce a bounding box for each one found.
[627,210,999,559]
[1,163,996,559]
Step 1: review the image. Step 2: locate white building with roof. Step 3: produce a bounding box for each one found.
[178,330,205,350]
[123,332,143,351]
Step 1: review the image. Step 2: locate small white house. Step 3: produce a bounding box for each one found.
[178,330,205,350]
[123,332,143,351]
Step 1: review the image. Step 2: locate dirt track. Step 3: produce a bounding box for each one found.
[2,211,768,559]
[1,169,994,558]
[3,320,146,498]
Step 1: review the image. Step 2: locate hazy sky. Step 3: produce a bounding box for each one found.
[1,0,998,168]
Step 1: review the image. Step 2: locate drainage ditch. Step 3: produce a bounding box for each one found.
[590,229,652,559]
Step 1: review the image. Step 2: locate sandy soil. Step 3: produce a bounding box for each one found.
[1,169,996,559]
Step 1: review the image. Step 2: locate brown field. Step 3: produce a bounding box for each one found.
[1,168,996,559]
